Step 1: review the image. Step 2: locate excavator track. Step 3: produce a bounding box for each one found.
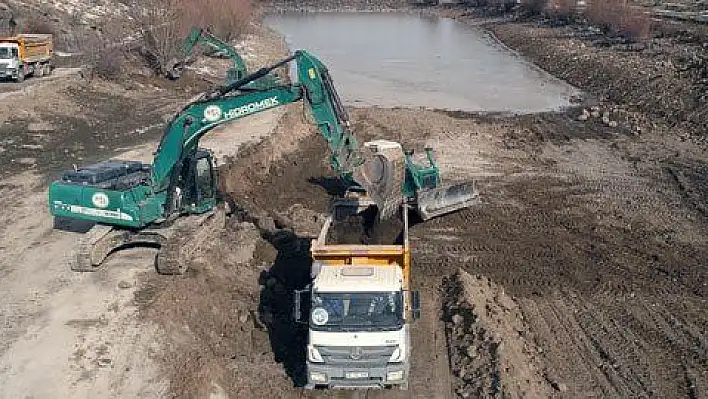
[70,224,119,271]
[68,210,225,274]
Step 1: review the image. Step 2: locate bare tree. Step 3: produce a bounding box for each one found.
[120,0,253,77]
[119,0,184,76]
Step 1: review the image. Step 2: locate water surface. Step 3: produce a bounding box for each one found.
[265,12,581,113]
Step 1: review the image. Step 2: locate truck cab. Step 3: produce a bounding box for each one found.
[0,42,20,80]
[295,201,421,390]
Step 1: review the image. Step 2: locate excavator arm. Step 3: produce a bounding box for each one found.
[153,50,360,194]
[167,27,248,83]
[49,49,477,275]
[153,49,477,220]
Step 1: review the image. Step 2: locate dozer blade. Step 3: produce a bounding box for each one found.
[415,181,480,221]
[351,140,406,220]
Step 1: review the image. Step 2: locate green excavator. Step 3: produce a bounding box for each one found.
[166,27,281,89]
[48,50,479,274]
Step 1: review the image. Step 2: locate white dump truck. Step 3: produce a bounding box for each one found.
[294,200,421,390]
[0,34,53,82]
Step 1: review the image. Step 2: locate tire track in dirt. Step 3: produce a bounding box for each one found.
[409,111,708,397]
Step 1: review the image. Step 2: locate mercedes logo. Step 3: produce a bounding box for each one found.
[350,346,362,360]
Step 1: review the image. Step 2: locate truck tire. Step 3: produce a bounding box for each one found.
[36,64,44,78]
[45,64,52,76]
[16,68,24,83]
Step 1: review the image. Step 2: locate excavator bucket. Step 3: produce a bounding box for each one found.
[415,181,480,221]
[351,140,406,220]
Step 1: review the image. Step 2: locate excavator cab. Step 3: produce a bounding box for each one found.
[178,149,217,215]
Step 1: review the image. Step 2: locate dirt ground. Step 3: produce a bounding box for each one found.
[1,1,707,398]
[0,24,289,398]
[142,98,707,398]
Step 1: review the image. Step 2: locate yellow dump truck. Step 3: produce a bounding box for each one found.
[294,200,421,390]
[0,34,53,82]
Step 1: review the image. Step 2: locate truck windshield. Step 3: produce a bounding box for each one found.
[0,48,11,59]
[310,292,403,331]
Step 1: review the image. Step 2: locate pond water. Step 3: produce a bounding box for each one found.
[264,12,581,113]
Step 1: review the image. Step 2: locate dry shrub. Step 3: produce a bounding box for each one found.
[22,17,54,34]
[547,0,577,19]
[121,0,253,77]
[183,0,252,43]
[94,47,123,79]
[587,0,653,41]
[521,0,549,15]
[82,23,126,81]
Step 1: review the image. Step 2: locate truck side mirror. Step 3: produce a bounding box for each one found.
[411,290,421,320]
[293,288,310,324]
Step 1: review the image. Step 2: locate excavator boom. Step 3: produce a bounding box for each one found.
[48,48,478,274]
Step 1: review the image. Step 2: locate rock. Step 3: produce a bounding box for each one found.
[602,116,611,125]
[465,346,476,358]
[608,121,618,128]
[16,157,36,165]
[97,358,112,368]
[452,314,464,325]
[547,375,568,392]
[238,313,249,323]
[602,111,610,119]
[554,381,569,392]
[456,367,467,379]
[117,281,132,289]
[591,110,600,118]
[577,110,590,121]
[27,122,54,132]
[590,105,600,112]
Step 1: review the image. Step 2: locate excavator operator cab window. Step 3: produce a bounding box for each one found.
[194,155,214,201]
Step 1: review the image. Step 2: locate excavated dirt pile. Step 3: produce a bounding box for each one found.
[326,205,405,245]
[442,270,554,398]
[135,222,303,398]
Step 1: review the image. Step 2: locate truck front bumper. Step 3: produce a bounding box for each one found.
[0,69,16,78]
[306,363,408,389]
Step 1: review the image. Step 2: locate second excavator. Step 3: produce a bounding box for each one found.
[48,49,479,273]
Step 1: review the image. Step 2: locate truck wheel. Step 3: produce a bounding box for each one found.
[16,69,24,83]
[45,64,52,76]
[36,64,44,77]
